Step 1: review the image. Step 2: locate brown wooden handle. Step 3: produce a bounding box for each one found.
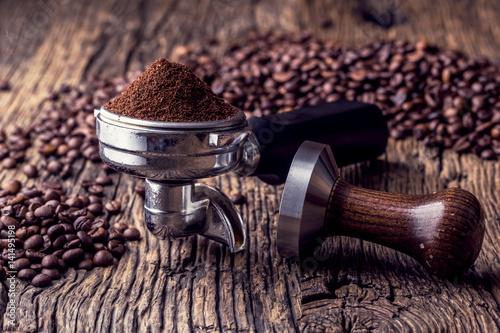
[326,178,485,277]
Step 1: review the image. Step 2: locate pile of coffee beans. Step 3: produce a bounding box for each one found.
[178,32,500,160]
[0,178,140,287]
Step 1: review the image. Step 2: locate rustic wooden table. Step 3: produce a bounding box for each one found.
[1,0,500,332]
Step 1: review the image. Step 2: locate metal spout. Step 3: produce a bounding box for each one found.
[145,179,245,252]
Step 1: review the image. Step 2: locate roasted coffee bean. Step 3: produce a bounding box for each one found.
[123,227,141,241]
[77,231,94,249]
[63,239,81,250]
[78,259,94,270]
[57,259,67,271]
[34,205,56,218]
[2,249,24,261]
[73,216,93,232]
[0,215,19,230]
[113,222,128,233]
[41,268,61,280]
[93,250,114,266]
[30,263,43,272]
[104,200,121,214]
[62,248,84,262]
[47,224,65,240]
[53,235,67,250]
[18,268,37,280]
[95,176,113,186]
[1,238,23,248]
[108,232,126,243]
[32,273,51,287]
[60,223,75,234]
[22,164,38,178]
[94,243,107,252]
[91,218,110,230]
[16,226,35,240]
[88,227,108,243]
[107,240,126,257]
[88,185,104,196]
[87,203,103,215]
[2,157,17,169]
[65,234,78,243]
[229,193,246,205]
[24,234,44,250]
[25,249,46,262]
[14,258,31,271]
[41,254,58,269]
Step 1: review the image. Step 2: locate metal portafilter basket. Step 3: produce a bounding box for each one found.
[95,100,388,253]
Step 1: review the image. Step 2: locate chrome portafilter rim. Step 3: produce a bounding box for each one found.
[94,107,248,131]
[94,107,252,180]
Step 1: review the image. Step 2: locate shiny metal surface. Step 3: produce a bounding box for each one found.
[95,107,252,180]
[277,141,340,259]
[144,180,245,252]
[95,107,250,252]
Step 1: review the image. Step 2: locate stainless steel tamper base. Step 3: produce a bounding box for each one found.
[95,108,259,252]
[277,141,339,259]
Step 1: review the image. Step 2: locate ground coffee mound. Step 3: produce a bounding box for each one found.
[104,58,238,122]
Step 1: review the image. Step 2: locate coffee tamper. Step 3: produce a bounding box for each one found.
[278,141,485,277]
[95,100,388,252]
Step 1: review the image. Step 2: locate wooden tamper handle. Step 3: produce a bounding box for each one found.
[326,179,485,277]
[277,141,485,277]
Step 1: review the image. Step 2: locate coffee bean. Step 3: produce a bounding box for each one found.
[23,164,38,178]
[30,263,43,272]
[24,234,43,250]
[104,200,121,214]
[2,157,17,169]
[107,240,126,257]
[93,250,114,266]
[18,268,37,280]
[16,227,35,240]
[88,227,108,243]
[62,248,84,262]
[41,254,58,268]
[109,232,126,243]
[53,235,67,250]
[95,176,113,186]
[113,222,129,233]
[230,193,246,205]
[77,231,94,249]
[0,216,19,230]
[88,185,104,196]
[94,243,107,252]
[87,203,103,215]
[78,259,94,270]
[73,216,92,232]
[32,273,51,287]
[91,218,110,230]
[47,224,65,240]
[25,249,46,262]
[34,205,56,218]
[14,258,31,271]
[41,268,61,280]
[123,227,141,241]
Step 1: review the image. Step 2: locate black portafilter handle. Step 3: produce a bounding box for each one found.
[248,100,388,185]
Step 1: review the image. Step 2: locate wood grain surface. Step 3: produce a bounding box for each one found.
[1,0,500,332]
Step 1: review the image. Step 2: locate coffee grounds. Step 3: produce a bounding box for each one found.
[104,58,238,122]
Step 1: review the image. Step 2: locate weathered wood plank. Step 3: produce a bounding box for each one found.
[1,0,500,332]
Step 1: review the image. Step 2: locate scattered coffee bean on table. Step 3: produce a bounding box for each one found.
[104,58,238,122]
[0,179,141,287]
